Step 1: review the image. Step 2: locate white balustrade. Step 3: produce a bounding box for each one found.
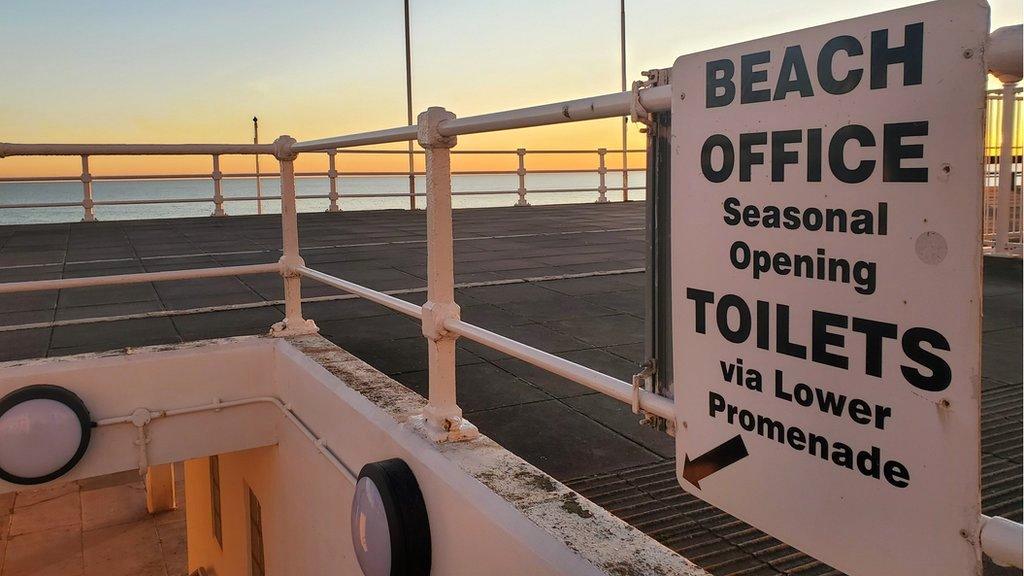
[596,148,609,203]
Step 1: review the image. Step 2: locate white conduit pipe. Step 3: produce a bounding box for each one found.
[95,396,358,485]
[0,263,279,294]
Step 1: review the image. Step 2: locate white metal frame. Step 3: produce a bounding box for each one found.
[0,41,1020,566]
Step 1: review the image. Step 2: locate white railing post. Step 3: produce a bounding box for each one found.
[326,150,340,212]
[515,148,530,206]
[416,107,478,442]
[270,135,318,337]
[622,149,629,202]
[80,155,96,222]
[994,81,1019,254]
[211,154,226,217]
[596,148,609,203]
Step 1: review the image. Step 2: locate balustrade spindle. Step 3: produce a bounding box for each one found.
[515,148,530,206]
[622,149,629,202]
[80,155,96,222]
[327,151,340,212]
[417,107,477,442]
[596,148,609,203]
[994,82,1019,254]
[270,135,318,337]
[211,154,226,217]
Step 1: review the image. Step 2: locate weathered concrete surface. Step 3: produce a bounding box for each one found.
[0,203,1019,575]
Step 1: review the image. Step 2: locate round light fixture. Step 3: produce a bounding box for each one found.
[351,458,431,576]
[0,385,92,485]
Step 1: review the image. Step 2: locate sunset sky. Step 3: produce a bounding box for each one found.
[1,0,1020,176]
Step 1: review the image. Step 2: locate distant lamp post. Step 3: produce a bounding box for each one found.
[0,385,92,485]
[254,116,263,215]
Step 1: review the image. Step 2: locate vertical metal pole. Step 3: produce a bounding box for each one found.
[254,117,263,215]
[211,154,226,216]
[80,155,96,222]
[995,82,1018,254]
[597,148,609,203]
[405,0,417,210]
[515,148,530,206]
[417,107,477,442]
[620,0,629,202]
[327,151,340,212]
[270,135,318,337]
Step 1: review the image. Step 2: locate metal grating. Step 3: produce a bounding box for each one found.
[566,376,1023,575]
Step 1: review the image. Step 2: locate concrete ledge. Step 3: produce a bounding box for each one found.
[288,333,707,576]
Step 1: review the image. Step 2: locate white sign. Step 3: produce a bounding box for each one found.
[670,2,988,575]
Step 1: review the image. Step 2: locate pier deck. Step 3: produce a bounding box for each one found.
[0,202,1020,575]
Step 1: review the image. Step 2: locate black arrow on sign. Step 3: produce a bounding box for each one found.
[682,435,749,489]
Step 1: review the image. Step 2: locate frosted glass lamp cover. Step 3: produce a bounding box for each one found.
[0,385,92,485]
[350,459,431,576]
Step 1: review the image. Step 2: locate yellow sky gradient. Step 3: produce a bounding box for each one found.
[1,0,1020,178]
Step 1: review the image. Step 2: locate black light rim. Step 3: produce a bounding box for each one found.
[355,458,431,576]
[0,384,92,485]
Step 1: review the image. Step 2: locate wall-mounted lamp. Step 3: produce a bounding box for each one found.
[0,385,92,485]
[351,458,431,576]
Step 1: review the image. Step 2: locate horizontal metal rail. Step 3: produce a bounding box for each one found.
[0,143,272,157]
[292,85,671,152]
[445,317,675,421]
[295,265,673,421]
[296,266,422,319]
[0,145,648,216]
[0,263,278,294]
[0,166,645,183]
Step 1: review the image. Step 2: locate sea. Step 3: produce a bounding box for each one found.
[0,172,645,225]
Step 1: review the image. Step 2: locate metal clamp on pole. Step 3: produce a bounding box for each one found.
[414,106,478,443]
[630,70,657,129]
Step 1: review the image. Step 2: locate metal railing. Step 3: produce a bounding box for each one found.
[0,146,647,221]
[983,87,1023,255]
[0,60,1020,568]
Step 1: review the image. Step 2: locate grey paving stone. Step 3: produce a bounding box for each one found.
[468,400,662,480]
[491,357,598,398]
[539,275,639,296]
[0,308,55,327]
[318,314,422,346]
[562,393,675,459]
[172,308,282,340]
[0,327,52,361]
[546,313,644,348]
[393,363,551,413]
[560,348,643,382]
[58,284,159,308]
[0,291,57,313]
[983,327,1023,384]
[498,292,618,322]
[50,317,180,353]
[55,301,165,322]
